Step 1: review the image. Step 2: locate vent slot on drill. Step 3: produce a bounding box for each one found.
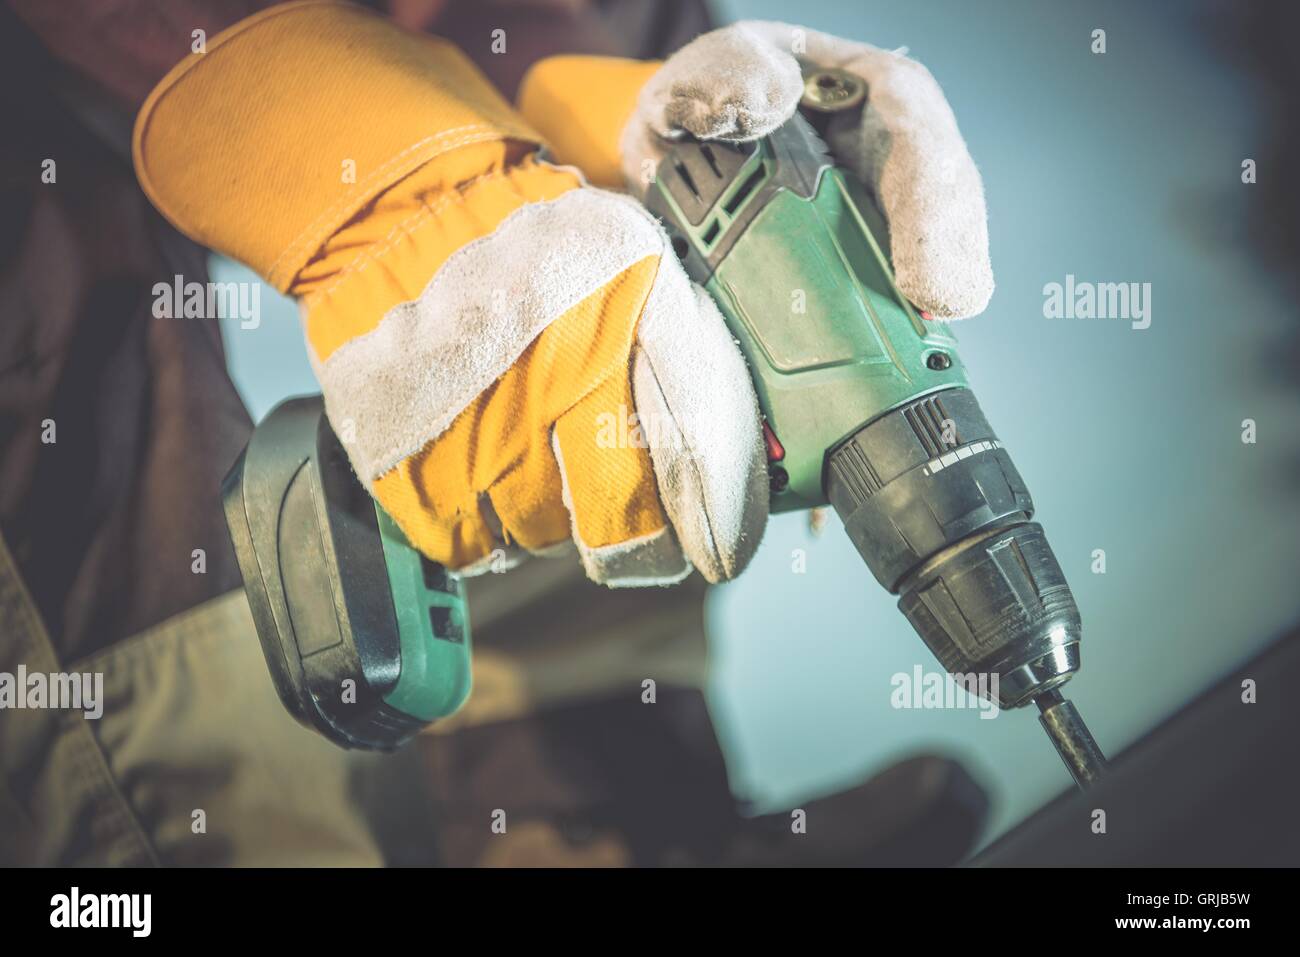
[674,160,701,201]
[429,605,464,644]
[420,554,449,592]
[700,144,723,178]
[724,166,766,216]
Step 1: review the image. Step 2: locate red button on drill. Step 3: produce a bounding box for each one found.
[762,420,785,462]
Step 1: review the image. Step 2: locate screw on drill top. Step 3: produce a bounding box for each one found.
[800,68,867,113]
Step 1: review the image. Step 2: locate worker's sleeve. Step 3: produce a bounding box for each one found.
[7,0,276,109]
[132,0,544,293]
[517,56,661,188]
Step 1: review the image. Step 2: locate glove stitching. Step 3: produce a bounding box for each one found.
[302,165,517,307]
[269,124,523,286]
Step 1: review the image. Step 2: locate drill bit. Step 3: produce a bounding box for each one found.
[1035,689,1107,789]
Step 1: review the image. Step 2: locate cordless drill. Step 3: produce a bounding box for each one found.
[643,70,1104,787]
[224,69,1105,787]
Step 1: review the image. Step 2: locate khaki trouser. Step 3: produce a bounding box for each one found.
[0,526,726,866]
[0,531,441,865]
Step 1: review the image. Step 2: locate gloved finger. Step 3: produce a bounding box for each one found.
[371,452,503,570]
[486,456,572,558]
[618,22,804,195]
[631,274,769,583]
[552,375,691,586]
[741,21,994,319]
[637,22,805,142]
[368,388,547,578]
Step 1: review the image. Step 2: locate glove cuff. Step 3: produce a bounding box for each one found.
[132,0,540,291]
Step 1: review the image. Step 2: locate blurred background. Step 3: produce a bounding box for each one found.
[211,0,1300,848]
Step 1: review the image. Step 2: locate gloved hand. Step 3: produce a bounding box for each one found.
[133,1,768,586]
[520,20,994,319]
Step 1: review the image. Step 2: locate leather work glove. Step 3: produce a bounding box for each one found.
[520,20,995,320]
[133,0,768,585]
[135,5,993,587]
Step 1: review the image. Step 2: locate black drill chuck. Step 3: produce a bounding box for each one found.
[827,387,1083,710]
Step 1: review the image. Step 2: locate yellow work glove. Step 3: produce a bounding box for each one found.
[134,0,769,585]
